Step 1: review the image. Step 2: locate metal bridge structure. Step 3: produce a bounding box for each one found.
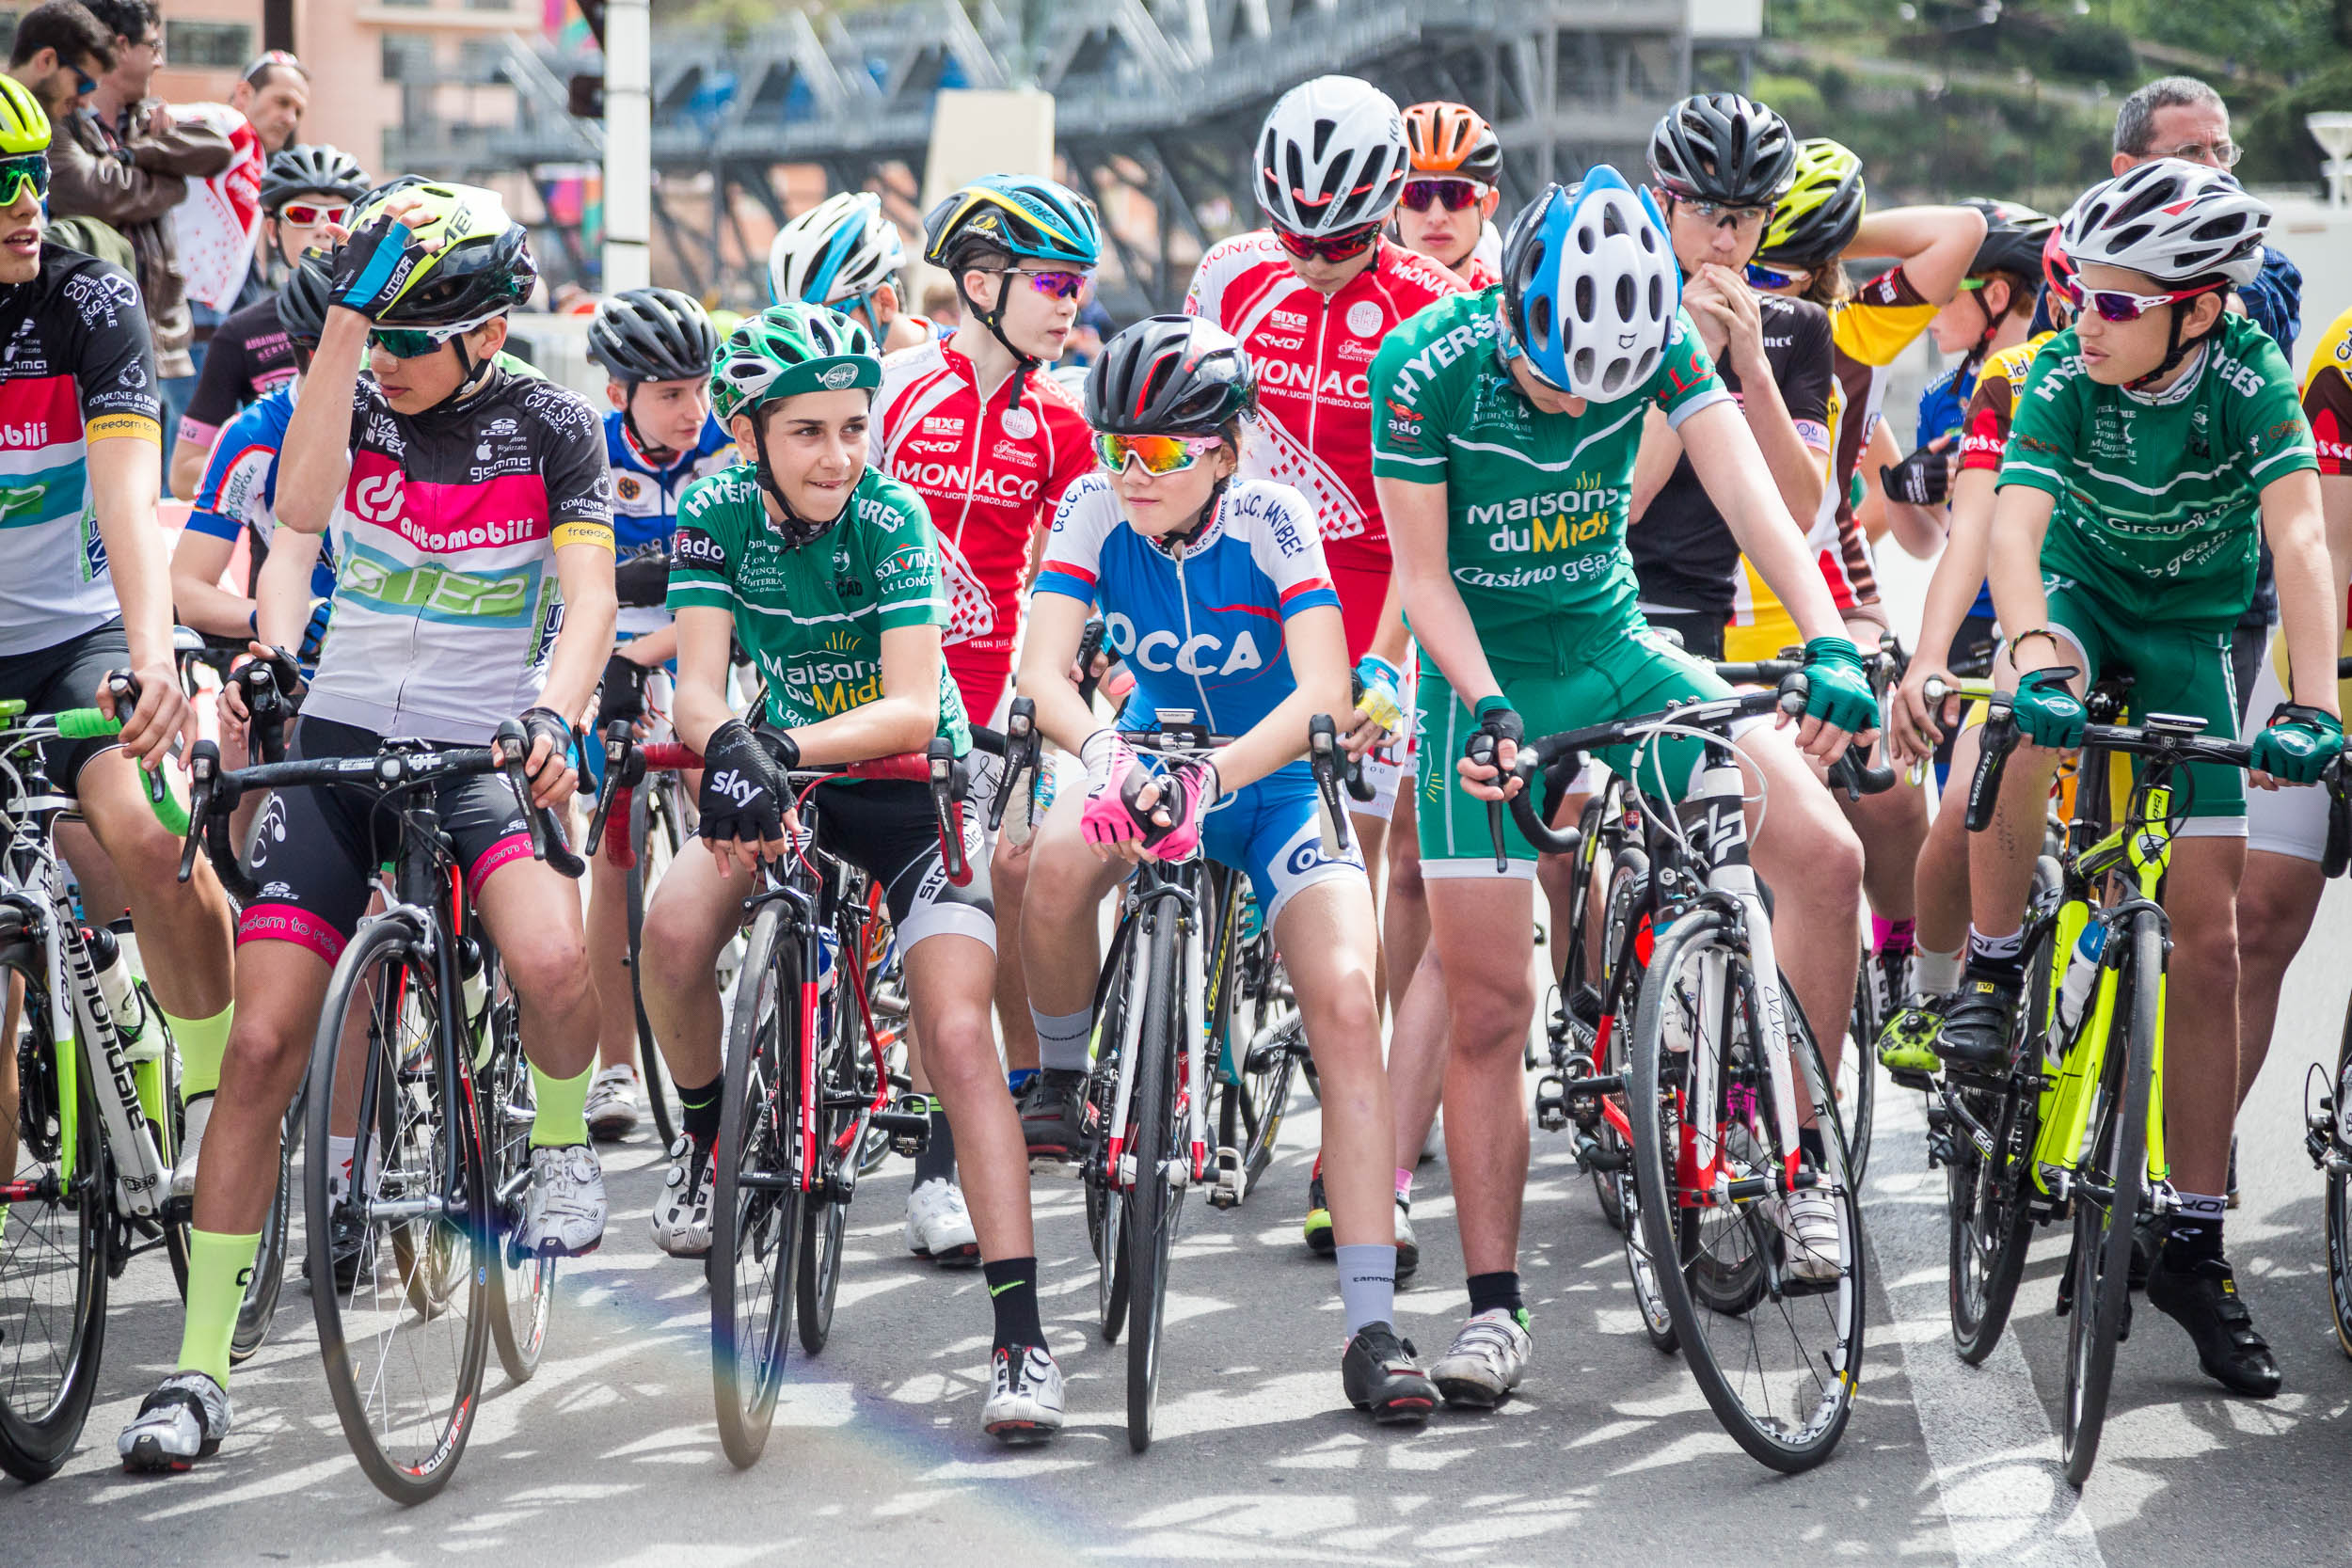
[444,0,1759,312]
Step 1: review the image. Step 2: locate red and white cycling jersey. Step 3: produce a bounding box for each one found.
[1184,233,1460,647]
[871,337,1094,720]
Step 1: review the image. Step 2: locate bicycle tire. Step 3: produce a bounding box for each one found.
[1089,920,1135,1343]
[2060,911,2157,1489]
[307,919,489,1504]
[2326,987,2352,1358]
[1123,909,1183,1452]
[709,903,803,1469]
[1590,847,1647,1234]
[1842,954,1878,1189]
[0,966,108,1483]
[483,966,554,1386]
[629,782,683,1150]
[797,943,858,1355]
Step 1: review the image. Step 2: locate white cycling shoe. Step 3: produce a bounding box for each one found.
[983,1344,1064,1445]
[1775,1187,1845,1285]
[168,1093,212,1201]
[519,1144,606,1257]
[119,1370,231,1472]
[651,1137,715,1258]
[904,1178,979,1265]
[584,1065,641,1142]
[1429,1307,1532,1409]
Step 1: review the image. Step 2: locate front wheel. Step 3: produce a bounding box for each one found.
[628,780,685,1149]
[481,963,554,1386]
[1122,910,1184,1453]
[2326,986,2352,1358]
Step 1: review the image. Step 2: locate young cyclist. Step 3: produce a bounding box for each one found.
[1185,75,1459,1258]
[577,286,732,1140]
[635,305,1056,1442]
[871,175,1098,1184]
[168,143,370,495]
[1374,167,1875,1407]
[768,189,936,354]
[1395,101,1502,288]
[1947,161,2340,1399]
[1017,314,1438,1423]
[119,182,620,1472]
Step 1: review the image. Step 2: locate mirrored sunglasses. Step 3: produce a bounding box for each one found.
[1094,432,1222,476]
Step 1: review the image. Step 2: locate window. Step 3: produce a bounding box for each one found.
[165,21,252,69]
[465,0,515,10]
[457,38,503,83]
[381,34,436,84]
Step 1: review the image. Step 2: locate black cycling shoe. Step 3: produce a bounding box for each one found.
[301,1212,369,1291]
[2128,1212,2164,1291]
[1933,972,2021,1069]
[1341,1322,1436,1424]
[2146,1253,2281,1398]
[1017,1069,1089,1162]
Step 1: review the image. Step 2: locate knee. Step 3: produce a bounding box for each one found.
[1804,814,1866,902]
[222,1012,306,1084]
[503,929,593,1013]
[914,1003,995,1087]
[1451,975,1533,1058]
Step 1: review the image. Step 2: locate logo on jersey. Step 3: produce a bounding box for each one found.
[908,438,961,455]
[893,460,1039,502]
[0,421,48,448]
[1470,485,1621,554]
[1270,309,1311,331]
[1000,406,1037,440]
[340,542,543,628]
[354,471,405,524]
[1259,359,1369,402]
[922,416,963,436]
[1102,611,1268,677]
[675,527,726,569]
[1259,334,1304,351]
[1345,301,1383,338]
[614,474,643,502]
[0,482,49,523]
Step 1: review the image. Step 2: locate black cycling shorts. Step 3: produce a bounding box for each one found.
[0,618,133,789]
[803,778,994,955]
[238,716,535,967]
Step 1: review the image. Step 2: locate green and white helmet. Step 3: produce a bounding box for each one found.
[709,302,881,425]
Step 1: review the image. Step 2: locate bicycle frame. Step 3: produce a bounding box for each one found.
[1100,863,1210,1195]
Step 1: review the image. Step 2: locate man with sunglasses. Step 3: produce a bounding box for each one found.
[3,1,113,128]
[1947,163,2340,1400]
[869,174,1099,1199]
[169,142,369,498]
[1395,102,1503,289]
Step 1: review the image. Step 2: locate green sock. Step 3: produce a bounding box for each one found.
[528,1063,594,1148]
[177,1227,260,1387]
[165,1003,234,1101]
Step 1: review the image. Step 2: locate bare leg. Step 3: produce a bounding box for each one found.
[2163,835,2245,1196]
[1276,879,1391,1247]
[584,847,640,1074]
[993,831,1037,1075]
[2234,847,2326,1108]
[1427,874,1534,1275]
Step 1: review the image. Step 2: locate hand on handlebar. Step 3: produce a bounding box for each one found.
[1345,655,1406,760]
[1889,661,1959,766]
[103,662,192,768]
[1456,703,1524,804]
[508,706,580,811]
[1780,637,1877,768]
[696,718,790,875]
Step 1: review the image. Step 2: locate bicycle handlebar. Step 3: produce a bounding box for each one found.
[1966,694,2265,834]
[50,673,191,835]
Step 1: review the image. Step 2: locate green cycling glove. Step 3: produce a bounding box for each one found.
[2010,667,2087,750]
[1800,637,1879,736]
[2249,702,2344,785]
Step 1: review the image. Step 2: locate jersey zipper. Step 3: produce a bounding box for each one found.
[1172,545,1217,728]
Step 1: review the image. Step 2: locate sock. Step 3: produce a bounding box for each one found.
[1915,945,1963,996]
[676,1073,723,1149]
[1965,926,2026,975]
[983,1256,1045,1352]
[165,1003,234,1101]
[1006,1068,1038,1095]
[912,1095,957,1185]
[1029,1006,1092,1074]
[527,1063,593,1148]
[1467,1270,1524,1320]
[327,1133,356,1200]
[2164,1191,2227,1265]
[1335,1243,1398,1336]
[1395,1167,1414,1204]
[177,1228,261,1387]
[1871,915,1916,955]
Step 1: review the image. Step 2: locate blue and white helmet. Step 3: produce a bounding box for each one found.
[1500,166,1681,402]
[769,191,907,309]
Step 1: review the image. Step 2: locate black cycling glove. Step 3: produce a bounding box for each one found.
[1881,442,1950,507]
[613,551,672,608]
[699,719,786,847]
[518,705,577,786]
[327,213,430,321]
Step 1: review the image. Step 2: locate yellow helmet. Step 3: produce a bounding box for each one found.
[1756,138,1865,270]
[0,74,51,157]
[342,180,537,325]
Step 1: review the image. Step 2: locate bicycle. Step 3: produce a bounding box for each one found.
[1500,678,1874,1473]
[1935,682,2262,1486]
[176,717,583,1503]
[0,679,190,1482]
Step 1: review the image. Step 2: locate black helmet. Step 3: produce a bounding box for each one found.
[276,248,332,345]
[1084,315,1255,436]
[1647,93,1794,208]
[260,144,369,214]
[1962,198,2058,279]
[588,287,720,383]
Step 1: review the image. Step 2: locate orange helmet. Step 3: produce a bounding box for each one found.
[1403,102,1502,184]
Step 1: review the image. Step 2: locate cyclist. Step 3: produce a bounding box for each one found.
[637,305,1050,1442]
[1186,75,1459,1259]
[1395,101,1502,288]
[870,174,1096,1193]
[168,143,370,496]
[577,286,731,1142]
[1944,161,2339,1399]
[769,189,936,354]
[1373,167,1874,1407]
[119,182,620,1471]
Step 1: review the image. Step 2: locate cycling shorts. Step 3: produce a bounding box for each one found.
[0,618,131,789]
[239,716,537,966]
[1416,625,1737,877]
[806,778,995,955]
[2027,574,2245,832]
[2245,632,2352,863]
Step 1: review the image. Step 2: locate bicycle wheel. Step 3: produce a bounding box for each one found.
[306,919,489,1504]
[1220,881,1298,1196]
[2059,911,2156,1488]
[708,903,803,1469]
[481,969,554,1386]
[629,780,684,1149]
[2327,987,2352,1358]
[1588,847,1647,1234]
[1842,950,1878,1189]
[797,942,858,1355]
[1088,922,1135,1344]
[1123,909,1184,1453]
[0,961,108,1483]
[1629,910,1864,1474]
[229,1092,295,1366]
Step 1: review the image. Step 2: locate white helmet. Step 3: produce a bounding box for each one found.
[768,191,907,309]
[1253,75,1411,237]
[2059,158,2269,288]
[1500,166,1681,403]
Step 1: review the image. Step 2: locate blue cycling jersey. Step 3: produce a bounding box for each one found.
[1035,474,1341,746]
[1914,359,1994,621]
[605,409,737,634]
[186,381,337,606]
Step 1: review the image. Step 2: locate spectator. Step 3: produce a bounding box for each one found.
[229,51,305,156]
[3,1,113,124]
[53,0,234,483]
[919,279,961,325]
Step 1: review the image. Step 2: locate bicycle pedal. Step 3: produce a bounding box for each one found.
[1886,1067,1936,1093]
[1208,1146,1244,1210]
[1534,1072,1568,1132]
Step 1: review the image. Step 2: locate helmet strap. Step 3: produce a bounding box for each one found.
[2126,298,2206,394]
[747,412,839,549]
[619,385,678,466]
[955,262,1040,412]
[1153,475,1229,556]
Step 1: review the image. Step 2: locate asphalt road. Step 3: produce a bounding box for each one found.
[7,871,2351,1567]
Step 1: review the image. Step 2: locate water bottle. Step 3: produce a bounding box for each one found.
[86,924,157,1062]
[456,936,491,1063]
[2056,923,2109,1034]
[815,926,840,995]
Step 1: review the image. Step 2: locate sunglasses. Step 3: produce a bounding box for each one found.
[1676,196,1773,232]
[0,152,49,208]
[1095,432,1223,477]
[1273,221,1383,263]
[1743,261,1808,291]
[982,267,1089,301]
[72,71,96,97]
[369,310,499,359]
[277,201,349,228]
[1400,178,1485,213]
[2065,279,2225,324]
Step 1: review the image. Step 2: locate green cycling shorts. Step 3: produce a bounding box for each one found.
[1416,623,1734,876]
